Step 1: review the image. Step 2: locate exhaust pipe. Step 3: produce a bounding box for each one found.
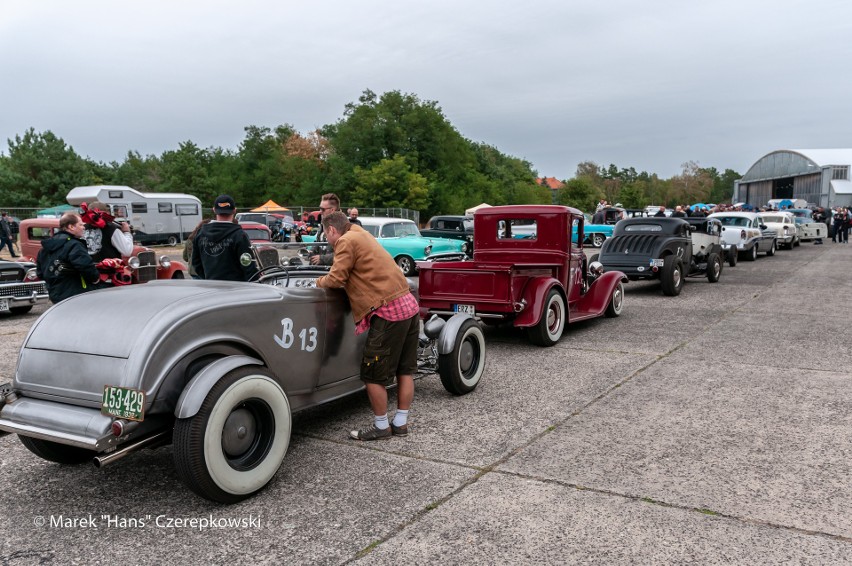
[92,430,171,469]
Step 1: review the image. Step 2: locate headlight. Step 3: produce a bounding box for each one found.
[461,242,469,253]
[127,256,141,269]
[424,245,432,256]
[158,255,171,269]
[25,268,38,281]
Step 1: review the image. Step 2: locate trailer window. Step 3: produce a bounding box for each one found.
[158,202,173,213]
[176,204,198,216]
[131,202,148,214]
[108,190,124,199]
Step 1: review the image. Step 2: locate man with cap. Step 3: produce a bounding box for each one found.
[191,195,258,281]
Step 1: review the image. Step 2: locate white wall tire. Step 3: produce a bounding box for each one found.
[438,319,486,395]
[527,288,566,346]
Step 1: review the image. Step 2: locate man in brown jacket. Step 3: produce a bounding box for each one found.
[315,211,419,440]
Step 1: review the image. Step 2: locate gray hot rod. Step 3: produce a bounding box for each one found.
[0,251,486,504]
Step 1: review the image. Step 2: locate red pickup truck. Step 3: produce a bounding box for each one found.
[417,205,627,346]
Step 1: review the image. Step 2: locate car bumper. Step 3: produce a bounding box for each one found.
[0,281,49,312]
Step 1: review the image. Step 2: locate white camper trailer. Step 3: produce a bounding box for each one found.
[67,185,202,245]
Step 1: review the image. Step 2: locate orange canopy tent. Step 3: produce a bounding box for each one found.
[250,200,289,212]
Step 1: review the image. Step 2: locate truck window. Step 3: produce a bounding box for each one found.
[176,204,199,216]
[498,219,537,240]
[132,202,148,214]
[158,202,173,213]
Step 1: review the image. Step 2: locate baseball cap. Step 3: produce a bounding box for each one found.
[214,195,236,214]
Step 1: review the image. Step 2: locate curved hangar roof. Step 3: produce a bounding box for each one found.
[741,149,852,196]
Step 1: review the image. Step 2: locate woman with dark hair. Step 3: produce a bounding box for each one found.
[183,219,211,279]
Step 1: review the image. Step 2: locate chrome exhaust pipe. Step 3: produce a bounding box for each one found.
[92,430,171,469]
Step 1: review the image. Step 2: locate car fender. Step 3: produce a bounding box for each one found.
[577,271,628,313]
[514,276,563,328]
[437,313,476,355]
[175,355,264,418]
[158,260,188,279]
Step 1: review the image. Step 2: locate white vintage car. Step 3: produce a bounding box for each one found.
[757,211,799,249]
[787,208,829,242]
[708,212,777,261]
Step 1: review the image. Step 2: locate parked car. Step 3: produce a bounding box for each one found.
[595,217,724,297]
[18,218,187,283]
[0,263,485,503]
[708,212,777,261]
[786,209,828,242]
[758,211,799,249]
[359,217,467,276]
[0,259,48,315]
[238,221,273,244]
[418,205,627,347]
[582,214,614,247]
[420,215,474,255]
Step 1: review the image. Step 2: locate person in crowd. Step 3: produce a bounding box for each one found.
[315,211,419,441]
[833,208,847,243]
[36,212,99,303]
[191,195,258,281]
[653,206,666,217]
[348,207,363,226]
[183,219,211,279]
[592,207,606,224]
[671,206,687,218]
[813,207,827,245]
[0,212,17,258]
[309,193,341,266]
[80,201,134,261]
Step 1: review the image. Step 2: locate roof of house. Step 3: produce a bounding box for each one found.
[536,177,565,190]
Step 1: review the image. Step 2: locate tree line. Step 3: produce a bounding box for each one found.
[0,89,740,216]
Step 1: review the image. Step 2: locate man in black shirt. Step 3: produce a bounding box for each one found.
[36,212,100,303]
[192,195,258,281]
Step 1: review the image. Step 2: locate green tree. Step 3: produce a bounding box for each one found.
[350,155,431,211]
[556,177,603,212]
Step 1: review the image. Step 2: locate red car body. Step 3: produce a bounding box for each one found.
[417,205,627,346]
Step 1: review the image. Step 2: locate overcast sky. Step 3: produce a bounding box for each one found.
[2,0,851,180]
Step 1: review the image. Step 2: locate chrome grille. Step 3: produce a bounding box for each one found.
[136,251,157,283]
[0,281,48,298]
[0,268,24,282]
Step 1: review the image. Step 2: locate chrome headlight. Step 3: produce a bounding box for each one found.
[424,245,432,256]
[461,242,469,253]
[589,261,604,277]
[127,256,141,269]
[25,268,38,281]
[158,255,171,269]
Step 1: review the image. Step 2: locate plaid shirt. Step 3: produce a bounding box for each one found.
[355,292,419,335]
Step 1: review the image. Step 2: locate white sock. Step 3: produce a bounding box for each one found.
[374,414,389,430]
[392,410,409,427]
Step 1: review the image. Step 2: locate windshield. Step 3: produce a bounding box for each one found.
[715,216,751,227]
[243,229,269,240]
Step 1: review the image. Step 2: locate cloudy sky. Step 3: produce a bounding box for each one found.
[2,0,851,179]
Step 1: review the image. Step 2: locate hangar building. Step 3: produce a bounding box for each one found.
[734,149,852,208]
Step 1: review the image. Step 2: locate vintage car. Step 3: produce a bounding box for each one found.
[19,217,187,283]
[582,214,614,247]
[0,251,486,504]
[708,212,777,261]
[238,221,273,244]
[0,259,49,315]
[757,211,799,249]
[358,217,467,276]
[418,205,627,347]
[420,215,475,254]
[595,217,725,297]
[786,208,828,242]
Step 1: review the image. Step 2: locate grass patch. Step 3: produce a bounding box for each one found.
[356,540,381,558]
[696,508,720,516]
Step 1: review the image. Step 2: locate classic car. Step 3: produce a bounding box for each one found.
[582,214,614,247]
[707,212,777,261]
[0,259,48,315]
[19,217,187,283]
[238,221,273,244]
[786,209,828,242]
[420,215,474,254]
[418,205,627,347]
[757,211,799,249]
[358,217,467,276]
[0,250,486,504]
[595,217,724,297]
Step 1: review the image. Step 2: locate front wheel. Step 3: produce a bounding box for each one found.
[660,256,684,296]
[438,319,486,395]
[604,282,624,317]
[766,240,776,256]
[742,244,758,261]
[10,305,33,315]
[591,233,606,247]
[706,253,722,283]
[526,288,566,346]
[19,436,94,465]
[396,255,415,276]
[173,366,291,504]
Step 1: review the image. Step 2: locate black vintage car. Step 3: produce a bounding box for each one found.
[420,215,474,255]
[0,259,49,315]
[594,217,724,296]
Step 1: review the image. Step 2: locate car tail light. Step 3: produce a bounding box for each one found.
[112,420,125,436]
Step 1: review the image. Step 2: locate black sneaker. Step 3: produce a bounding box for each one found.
[391,423,408,437]
[349,424,391,441]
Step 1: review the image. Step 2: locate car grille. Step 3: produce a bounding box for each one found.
[136,251,157,283]
[0,281,48,298]
[0,268,25,282]
[256,247,280,269]
[605,235,658,255]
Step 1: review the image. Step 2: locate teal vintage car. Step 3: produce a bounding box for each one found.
[359,217,467,275]
[582,214,615,247]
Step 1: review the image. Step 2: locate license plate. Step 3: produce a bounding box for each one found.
[453,304,475,315]
[0,298,8,312]
[102,386,145,422]
[649,259,664,267]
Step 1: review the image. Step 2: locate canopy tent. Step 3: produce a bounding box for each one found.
[36,204,76,218]
[251,200,289,212]
[465,203,492,217]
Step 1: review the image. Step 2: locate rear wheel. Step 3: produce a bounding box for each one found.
[167,235,179,246]
[591,233,606,247]
[589,253,600,264]
[660,256,684,296]
[744,245,758,261]
[727,248,737,267]
[438,319,486,395]
[706,253,722,283]
[395,255,415,276]
[527,288,566,346]
[793,236,801,247]
[766,240,776,256]
[604,282,624,317]
[19,436,94,465]
[173,366,291,504]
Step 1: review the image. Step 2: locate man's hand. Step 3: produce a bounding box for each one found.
[119,222,131,233]
[310,254,321,265]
